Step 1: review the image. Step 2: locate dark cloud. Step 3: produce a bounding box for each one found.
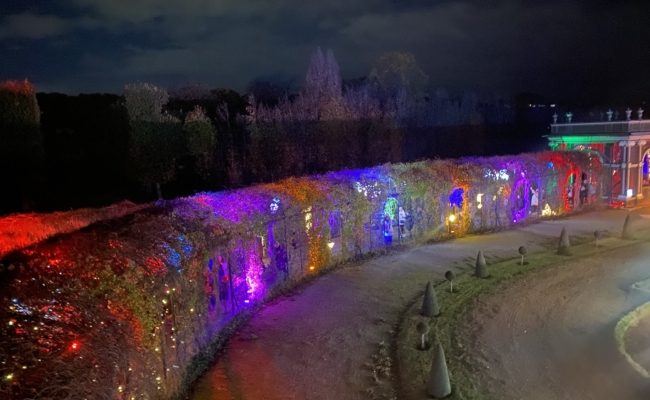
[0,13,73,39]
[0,0,649,102]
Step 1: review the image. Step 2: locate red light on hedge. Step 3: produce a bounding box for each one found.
[69,340,81,352]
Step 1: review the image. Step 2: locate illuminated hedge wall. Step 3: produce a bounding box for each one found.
[0,151,601,399]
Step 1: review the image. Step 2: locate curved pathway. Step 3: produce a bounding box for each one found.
[462,243,650,399]
[190,208,650,400]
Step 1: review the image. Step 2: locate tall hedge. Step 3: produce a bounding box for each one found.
[0,151,600,399]
[0,80,44,212]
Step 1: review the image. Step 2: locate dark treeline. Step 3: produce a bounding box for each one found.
[1,49,550,215]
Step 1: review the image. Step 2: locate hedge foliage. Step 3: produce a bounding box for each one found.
[0,150,600,399]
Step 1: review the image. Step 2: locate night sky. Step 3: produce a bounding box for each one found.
[1,0,649,103]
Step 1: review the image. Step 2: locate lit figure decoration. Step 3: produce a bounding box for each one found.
[448,188,464,233]
[383,214,393,244]
[384,197,399,221]
[269,197,280,214]
[449,188,464,209]
[541,203,556,217]
[304,207,312,231]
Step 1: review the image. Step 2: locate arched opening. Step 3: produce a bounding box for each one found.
[566,172,576,210]
[641,149,650,186]
[447,187,464,233]
[578,172,591,205]
[382,196,399,244]
[511,178,530,222]
[529,180,541,215]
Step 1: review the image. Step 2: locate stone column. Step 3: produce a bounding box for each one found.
[638,141,646,200]
[618,140,630,200]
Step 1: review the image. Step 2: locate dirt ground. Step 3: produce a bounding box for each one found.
[189,208,650,400]
[461,244,650,400]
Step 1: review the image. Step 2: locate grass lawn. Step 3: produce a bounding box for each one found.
[396,228,650,400]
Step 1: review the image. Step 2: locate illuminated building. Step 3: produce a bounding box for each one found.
[547,108,650,205]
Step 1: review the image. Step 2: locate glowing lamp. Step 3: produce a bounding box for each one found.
[69,340,81,352]
[477,203,483,209]
[327,241,335,249]
[448,214,457,223]
[309,266,315,271]
[627,189,633,198]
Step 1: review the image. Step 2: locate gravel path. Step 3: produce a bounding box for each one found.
[190,208,650,400]
[462,243,650,400]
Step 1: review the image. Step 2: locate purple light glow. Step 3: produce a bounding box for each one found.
[244,242,265,299]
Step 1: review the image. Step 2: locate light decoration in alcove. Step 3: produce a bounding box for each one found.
[162,243,182,273]
[269,197,280,214]
[242,242,264,300]
[448,188,464,229]
[354,180,382,199]
[449,188,464,209]
[541,203,556,217]
[510,177,530,223]
[384,197,398,220]
[476,193,484,209]
[304,207,312,231]
[354,181,365,195]
[484,169,510,181]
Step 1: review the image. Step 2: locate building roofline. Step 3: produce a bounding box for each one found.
[551,119,650,127]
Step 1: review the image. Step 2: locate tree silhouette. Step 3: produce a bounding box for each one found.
[557,227,571,256]
[444,270,456,293]
[369,51,429,97]
[183,106,216,183]
[475,250,488,278]
[124,83,181,199]
[518,246,527,265]
[0,80,43,212]
[421,281,441,317]
[622,214,634,240]
[415,321,430,350]
[426,341,451,398]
